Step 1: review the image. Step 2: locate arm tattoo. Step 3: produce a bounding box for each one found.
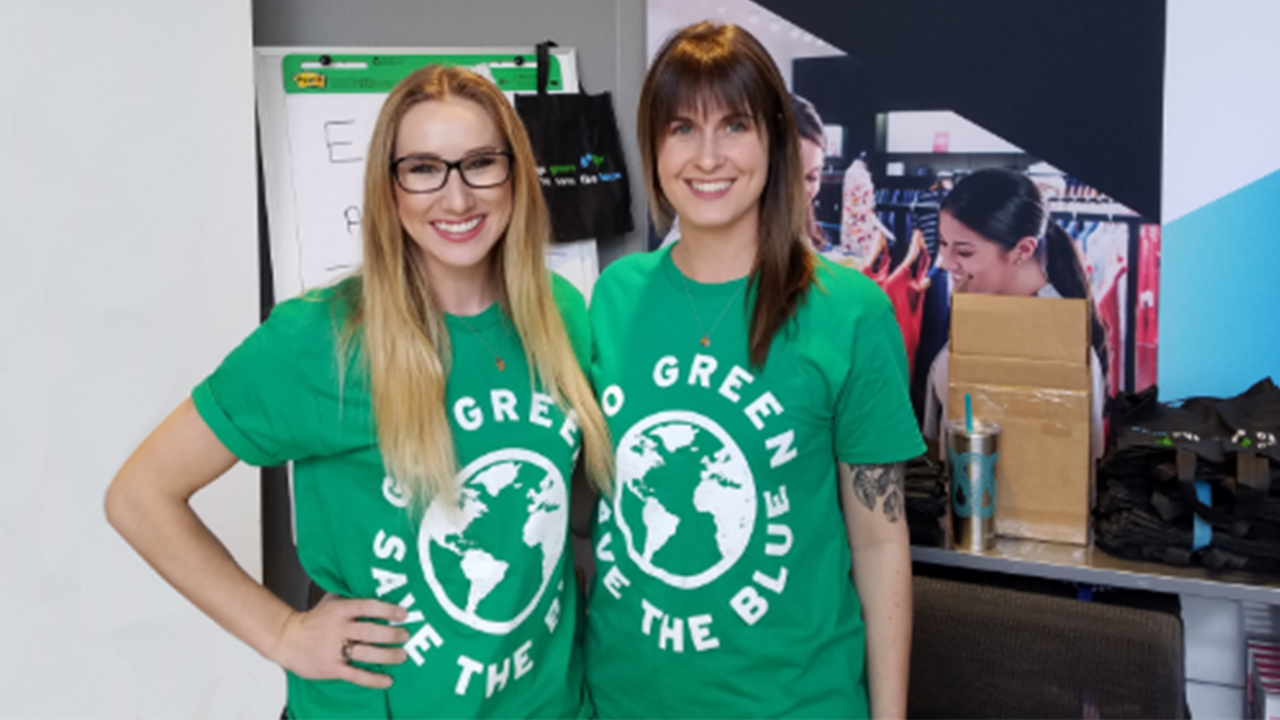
[846,462,905,523]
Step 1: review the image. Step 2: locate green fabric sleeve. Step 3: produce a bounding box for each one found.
[834,303,926,465]
[191,294,340,466]
[191,380,279,467]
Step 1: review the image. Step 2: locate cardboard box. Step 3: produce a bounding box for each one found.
[947,293,1093,545]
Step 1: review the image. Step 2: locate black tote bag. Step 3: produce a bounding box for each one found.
[1096,380,1280,573]
[514,41,634,242]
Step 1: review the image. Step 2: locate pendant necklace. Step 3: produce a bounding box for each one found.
[453,313,506,371]
[681,272,745,348]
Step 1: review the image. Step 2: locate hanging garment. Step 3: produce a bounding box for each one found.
[839,158,882,269]
[876,228,932,379]
[1066,220,1129,398]
[910,267,953,425]
[1135,224,1161,393]
[915,188,943,257]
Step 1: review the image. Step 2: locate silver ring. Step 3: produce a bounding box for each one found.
[341,639,357,663]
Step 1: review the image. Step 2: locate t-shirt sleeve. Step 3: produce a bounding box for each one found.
[834,303,927,465]
[192,299,334,467]
[550,271,592,377]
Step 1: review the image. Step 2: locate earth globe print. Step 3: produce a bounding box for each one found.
[418,448,567,635]
[615,410,756,589]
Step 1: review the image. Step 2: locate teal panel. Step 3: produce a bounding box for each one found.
[1160,169,1280,399]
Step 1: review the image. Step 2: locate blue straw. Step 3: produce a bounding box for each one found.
[965,393,974,435]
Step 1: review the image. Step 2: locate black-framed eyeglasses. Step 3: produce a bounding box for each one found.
[391,150,513,193]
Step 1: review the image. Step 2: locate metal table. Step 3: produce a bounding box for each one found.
[912,538,1280,604]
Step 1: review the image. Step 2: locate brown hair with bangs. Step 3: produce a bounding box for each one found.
[639,21,816,367]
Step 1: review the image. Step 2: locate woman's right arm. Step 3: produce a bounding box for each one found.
[105,398,409,689]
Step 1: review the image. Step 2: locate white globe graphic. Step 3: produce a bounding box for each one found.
[614,410,756,589]
[418,449,567,635]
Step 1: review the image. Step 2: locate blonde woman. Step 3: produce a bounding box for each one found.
[106,65,610,718]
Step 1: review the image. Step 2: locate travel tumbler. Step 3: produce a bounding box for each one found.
[945,418,1000,552]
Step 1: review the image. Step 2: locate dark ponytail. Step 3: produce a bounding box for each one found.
[1042,221,1110,380]
[942,168,1109,385]
[1042,222,1088,301]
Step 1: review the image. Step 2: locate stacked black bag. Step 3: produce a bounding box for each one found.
[905,456,949,547]
[1094,378,1280,573]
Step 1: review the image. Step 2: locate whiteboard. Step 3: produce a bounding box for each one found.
[255,46,600,303]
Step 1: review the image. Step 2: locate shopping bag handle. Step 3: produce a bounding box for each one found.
[535,40,558,96]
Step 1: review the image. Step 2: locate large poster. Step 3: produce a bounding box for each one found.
[647,0,1163,432]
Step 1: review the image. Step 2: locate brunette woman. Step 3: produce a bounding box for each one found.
[585,23,923,719]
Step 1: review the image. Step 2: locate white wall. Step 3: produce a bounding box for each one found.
[885,111,1024,155]
[0,0,282,716]
[1159,0,1280,401]
[1163,0,1280,224]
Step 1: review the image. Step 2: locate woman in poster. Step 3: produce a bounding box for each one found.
[922,167,1108,455]
[792,93,830,250]
[105,65,611,718]
[585,21,923,719]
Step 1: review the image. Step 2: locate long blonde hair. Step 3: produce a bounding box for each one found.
[352,64,611,504]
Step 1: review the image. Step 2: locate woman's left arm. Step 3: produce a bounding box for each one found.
[838,460,911,720]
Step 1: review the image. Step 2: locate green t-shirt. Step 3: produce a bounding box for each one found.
[193,274,591,719]
[585,246,924,719]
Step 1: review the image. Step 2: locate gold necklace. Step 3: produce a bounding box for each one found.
[680,273,746,348]
[453,313,507,371]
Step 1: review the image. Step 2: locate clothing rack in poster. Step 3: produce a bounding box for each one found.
[255,46,599,304]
